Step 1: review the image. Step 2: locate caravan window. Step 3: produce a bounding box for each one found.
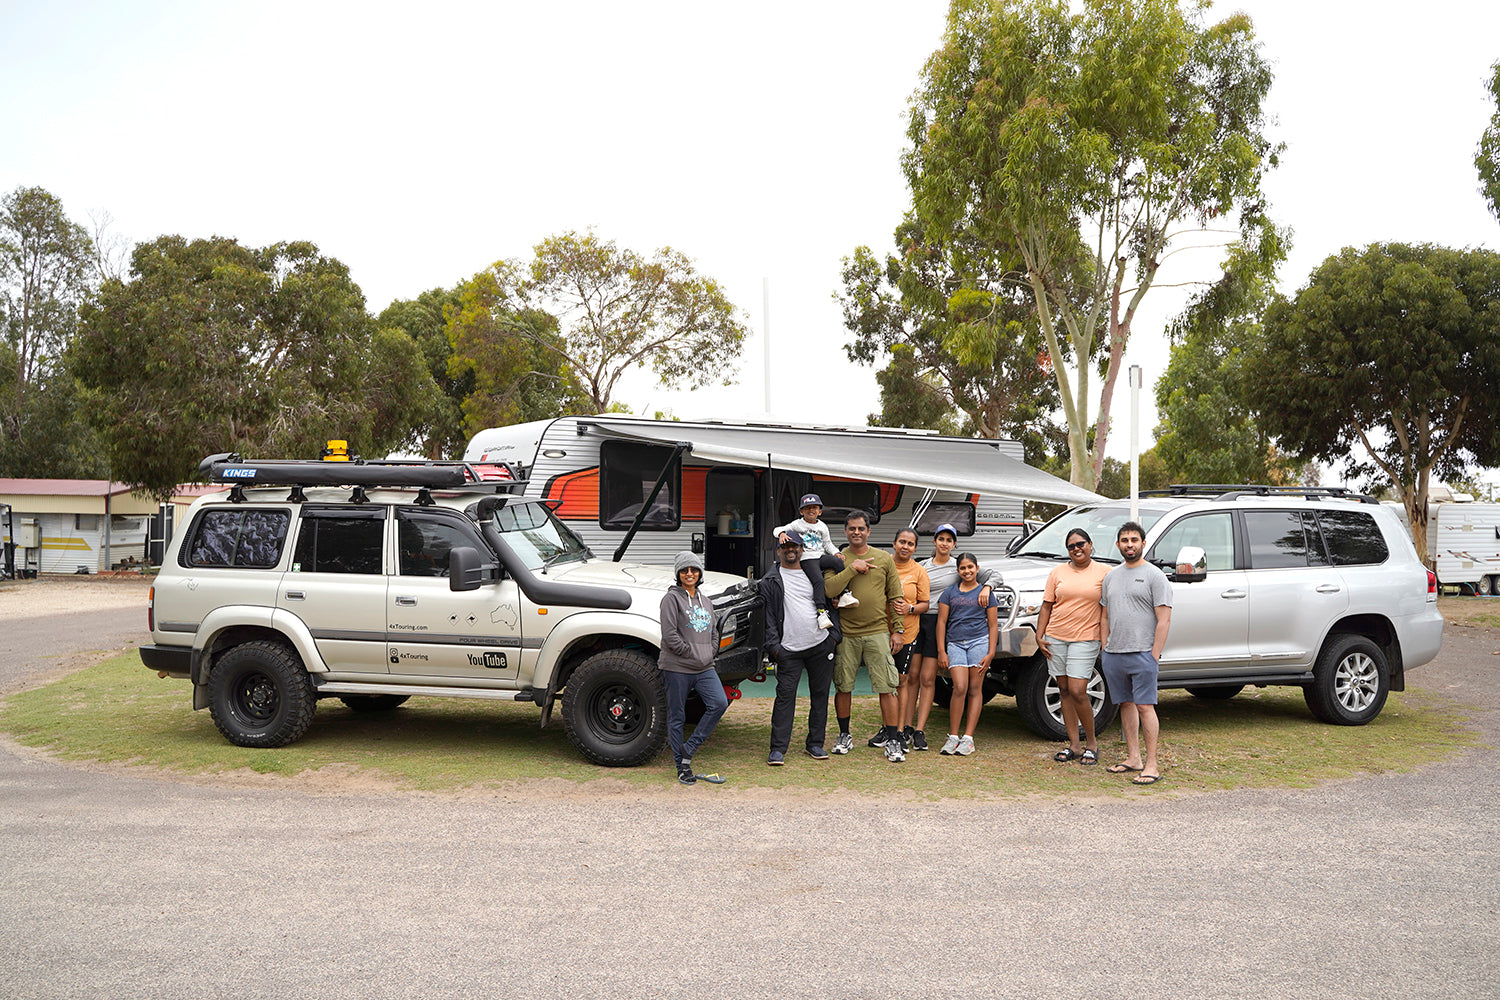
[913,502,975,536]
[809,479,881,525]
[599,441,681,531]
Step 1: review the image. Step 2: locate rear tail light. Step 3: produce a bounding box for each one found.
[1427,570,1437,598]
[148,586,155,631]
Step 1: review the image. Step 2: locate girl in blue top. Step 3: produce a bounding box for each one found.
[936,553,998,756]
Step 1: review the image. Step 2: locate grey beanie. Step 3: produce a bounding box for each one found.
[673,551,704,581]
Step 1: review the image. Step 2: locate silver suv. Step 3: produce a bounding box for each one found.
[139,455,763,766]
[982,486,1444,739]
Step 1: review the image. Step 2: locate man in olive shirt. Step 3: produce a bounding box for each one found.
[822,510,905,761]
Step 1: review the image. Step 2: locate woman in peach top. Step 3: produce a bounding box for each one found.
[1035,528,1110,765]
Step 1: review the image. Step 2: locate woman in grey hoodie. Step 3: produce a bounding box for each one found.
[660,551,729,785]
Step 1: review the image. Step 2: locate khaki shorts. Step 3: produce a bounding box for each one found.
[834,633,898,694]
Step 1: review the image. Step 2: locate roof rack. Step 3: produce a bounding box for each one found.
[1138,485,1378,505]
[198,453,522,491]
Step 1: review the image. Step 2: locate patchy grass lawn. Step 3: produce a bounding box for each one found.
[0,651,1478,798]
[1438,595,1500,629]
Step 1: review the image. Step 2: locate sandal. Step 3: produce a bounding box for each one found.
[1106,762,1144,774]
[1080,748,1098,765]
[695,772,727,784]
[1053,748,1082,762]
[1132,773,1162,785]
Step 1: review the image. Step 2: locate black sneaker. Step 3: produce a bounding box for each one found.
[677,761,696,785]
[867,726,891,748]
[901,726,916,752]
[911,729,930,752]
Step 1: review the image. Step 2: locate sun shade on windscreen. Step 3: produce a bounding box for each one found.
[588,422,1103,506]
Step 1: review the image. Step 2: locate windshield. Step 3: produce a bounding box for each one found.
[1013,504,1171,565]
[484,501,593,571]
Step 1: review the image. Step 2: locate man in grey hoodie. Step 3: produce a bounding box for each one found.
[659,550,729,785]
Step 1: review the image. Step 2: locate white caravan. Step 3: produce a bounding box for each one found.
[462,415,1099,580]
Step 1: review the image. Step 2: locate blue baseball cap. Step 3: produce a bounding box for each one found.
[933,523,959,540]
[798,494,823,509]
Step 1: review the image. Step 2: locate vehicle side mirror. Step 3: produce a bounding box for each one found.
[1171,545,1207,583]
[449,546,495,591]
[1007,534,1025,556]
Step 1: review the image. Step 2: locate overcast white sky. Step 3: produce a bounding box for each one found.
[3,0,1497,476]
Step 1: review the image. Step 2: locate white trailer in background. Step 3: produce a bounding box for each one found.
[1385,490,1500,595]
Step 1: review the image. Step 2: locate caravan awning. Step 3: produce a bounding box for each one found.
[585,421,1103,507]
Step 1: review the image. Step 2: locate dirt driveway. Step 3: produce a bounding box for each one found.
[0,576,148,694]
[1,579,1496,1000]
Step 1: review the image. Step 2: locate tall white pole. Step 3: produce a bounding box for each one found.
[1129,364,1142,523]
[762,277,771,415]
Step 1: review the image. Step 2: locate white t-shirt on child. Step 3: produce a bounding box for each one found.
[773,518,838,561]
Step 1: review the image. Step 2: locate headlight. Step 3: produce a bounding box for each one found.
[1014,591,1045,618]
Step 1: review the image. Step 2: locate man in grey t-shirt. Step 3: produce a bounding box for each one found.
[762,535,838,764]
[1099,520,1173,785]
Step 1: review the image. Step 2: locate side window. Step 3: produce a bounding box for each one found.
[809,478,882,525]
[1148,512,1235,571]
[914,502,974,536]
[1316,510,1390,566]
[184,509,291,568]
[1242,510,1312,569]
[292,508,385,574]
[1302,511,1330,566]
[599,441,680,531]
[396,510,484,578]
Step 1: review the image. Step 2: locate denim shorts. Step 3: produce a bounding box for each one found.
[1045,637,1101,680]
[946,635,990,668]
[1101,650,1159,705]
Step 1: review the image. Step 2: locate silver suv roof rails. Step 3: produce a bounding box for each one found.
[1137,485,1378,504]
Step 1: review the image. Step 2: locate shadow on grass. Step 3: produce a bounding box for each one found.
[0,653,1479,798]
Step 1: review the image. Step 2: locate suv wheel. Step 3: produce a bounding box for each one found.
[208,641,317,747]
[561,649,667,767]
[1303,634,1389,725]
[1015,656,1117,741]
[338,694,411,712]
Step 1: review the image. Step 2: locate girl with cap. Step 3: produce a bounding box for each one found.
[659,551,729,785]
[904,524,1003,751]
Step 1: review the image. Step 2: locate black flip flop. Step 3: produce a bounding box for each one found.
[1132,773,1162,785]
[1106,763,1144,774]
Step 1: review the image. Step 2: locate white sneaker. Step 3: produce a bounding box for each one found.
[956,735,975,756]
[835,592,859,608]
[816,609,833,630]
[939,734,961,755]
[885,737,906,762]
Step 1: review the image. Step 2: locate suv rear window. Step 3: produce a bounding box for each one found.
[1243,510,1316,569]
[1316,510,1389,566]
[184,509,290,568]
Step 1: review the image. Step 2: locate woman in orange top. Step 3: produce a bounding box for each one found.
[1035,528,1110,764]
[890,527,931,753]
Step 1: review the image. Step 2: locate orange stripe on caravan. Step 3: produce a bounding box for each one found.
[542,468,600,519]
[682,467,707,520]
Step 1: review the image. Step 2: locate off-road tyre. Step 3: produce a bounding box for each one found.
[1187,684,1245,701]
[931,673,1001,709]
[208,640,317,748]
[560,648,667,767]
[1303,634,1389,725]
[1015,655,1117,741]
[338,694,411,712]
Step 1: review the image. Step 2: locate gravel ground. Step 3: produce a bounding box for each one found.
[0,580,1496,999]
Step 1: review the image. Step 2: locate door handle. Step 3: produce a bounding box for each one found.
[1220,590,1247,599]
[395,596,417,606]
[285,590,305,601]
[1315,584,1342,594]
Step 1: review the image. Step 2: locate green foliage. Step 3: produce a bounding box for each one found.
[72,236,441,498]
[446,269,589,434]
[478,230,750,413]
[839,219,1060,460]
[0,185,101,477]
[1093,450,1172,499]
[902,0,1281,489]
[1478,59,1500,224]
[1154,232,1304,486]
[376,287,479,459]
[1254,243,1500,566]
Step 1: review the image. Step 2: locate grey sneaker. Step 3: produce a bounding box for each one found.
[831,733,854,755]
[884,736,906,762]
[939,734,961,755]
[805,745,829,760]
[956,735,975,756]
